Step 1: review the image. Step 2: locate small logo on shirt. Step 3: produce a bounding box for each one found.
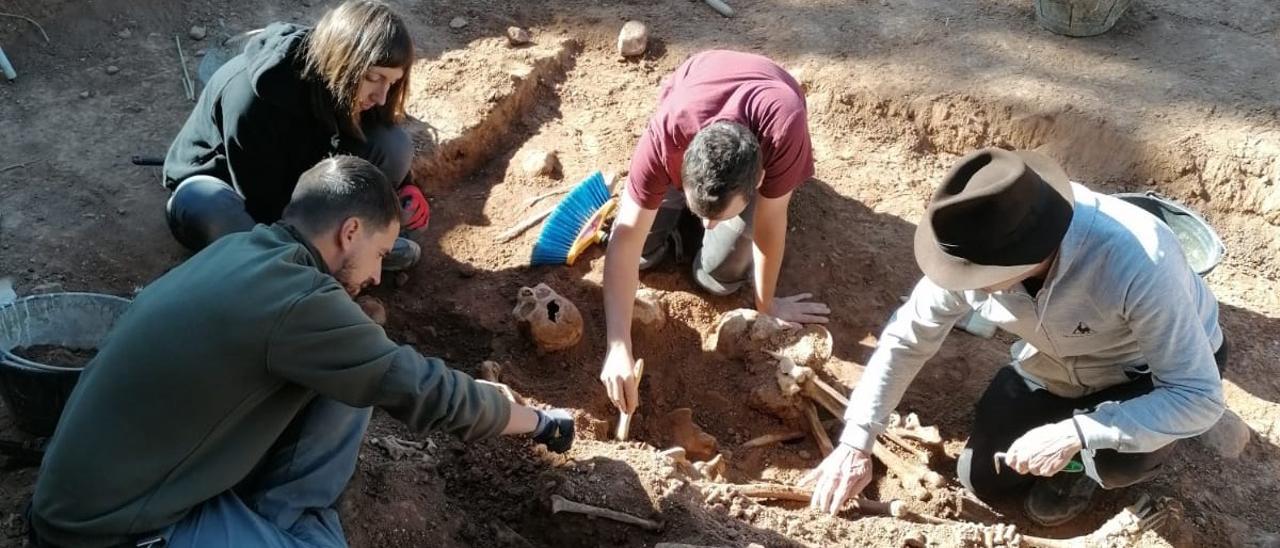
[1070,322,1094,336]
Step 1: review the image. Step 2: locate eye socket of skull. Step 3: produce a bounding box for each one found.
[514,300,537,320]
[545,300,561,322]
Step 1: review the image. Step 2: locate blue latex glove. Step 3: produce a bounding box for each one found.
[531,409,575,453]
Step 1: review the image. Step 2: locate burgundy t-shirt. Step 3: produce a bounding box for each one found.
[627,50,815,210]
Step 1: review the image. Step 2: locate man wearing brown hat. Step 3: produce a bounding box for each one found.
[805,148,1227,526]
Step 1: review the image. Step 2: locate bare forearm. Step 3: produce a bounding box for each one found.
[752,218,787,313]
[603,232,641,353]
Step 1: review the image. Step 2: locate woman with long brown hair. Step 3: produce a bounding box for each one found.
[162,0,429,270]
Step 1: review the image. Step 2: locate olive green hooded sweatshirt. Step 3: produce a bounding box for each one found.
[32,224,511,547]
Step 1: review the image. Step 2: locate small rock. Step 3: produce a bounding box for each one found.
[1196,409,1251,459]
[116,207,126,215]
[30,282,63,294]
[194,49,207,58]
[633,288,666,328]
[902,530,927,548]
[521,149,559,177]
[188,25,207,41]
[116,29,132,39]
[79,90,92,99]
[449,16,468,29]
[616,20,648,58]
[798,450,812,459]
[506,26,531,46]
[356,296,387,325]
[300,0,314,6]
[394,271,411,288]
[105,65,120,75]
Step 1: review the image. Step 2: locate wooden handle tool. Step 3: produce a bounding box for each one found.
[615,359,645,440]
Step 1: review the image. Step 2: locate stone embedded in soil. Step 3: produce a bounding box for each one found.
[449,16,468,29]
[1195,409,1251,459]
[105,65,120,75]
[616,20,648,58]
[659,408,719,461]
[520,149,559,177]
[708,308,758,358]
[506,26,531,46]
[902,530,927,548]
[633,288,666,329]
[188,25,207,41]
[479,360,502,382]
[356,296,387,326]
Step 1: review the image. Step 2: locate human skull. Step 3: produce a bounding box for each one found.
[512,283,583,352]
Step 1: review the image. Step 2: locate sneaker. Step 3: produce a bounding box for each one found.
[1024,472,1098,527]
[382,237,421,272]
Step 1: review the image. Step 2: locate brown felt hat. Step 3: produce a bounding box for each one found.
[914,148,1074,291]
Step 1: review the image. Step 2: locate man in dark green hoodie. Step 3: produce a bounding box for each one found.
[31,156,574,548]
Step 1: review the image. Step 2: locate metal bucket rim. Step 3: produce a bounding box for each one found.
[0,291,130,372]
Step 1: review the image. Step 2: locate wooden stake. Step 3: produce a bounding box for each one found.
[615,359,645,441]
[495,207,553,242]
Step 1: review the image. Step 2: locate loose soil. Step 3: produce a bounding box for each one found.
[3,0,1280,547]
[6,346,98,369]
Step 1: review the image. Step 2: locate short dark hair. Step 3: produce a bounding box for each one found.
[283,156,401,235]
[681,121,762,218]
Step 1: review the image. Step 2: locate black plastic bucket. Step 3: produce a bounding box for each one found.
[0,293,131,436]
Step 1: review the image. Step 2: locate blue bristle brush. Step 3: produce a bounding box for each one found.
[531,171,620,266]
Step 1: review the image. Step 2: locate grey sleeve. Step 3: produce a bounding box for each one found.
[1073,256,1224,453]
[837,277,971,451]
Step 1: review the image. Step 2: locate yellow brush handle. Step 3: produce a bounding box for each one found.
[566,198,620,265]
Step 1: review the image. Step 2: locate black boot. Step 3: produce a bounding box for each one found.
[1024,472,1098,526]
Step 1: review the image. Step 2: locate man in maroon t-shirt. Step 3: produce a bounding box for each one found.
[600,50,831,414]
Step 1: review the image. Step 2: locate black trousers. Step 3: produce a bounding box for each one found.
[956,340,1229,500]
[165,124,412,251]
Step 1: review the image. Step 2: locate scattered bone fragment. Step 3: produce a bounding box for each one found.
[550,495,662,531]
[800,399,834,456]
[692,454,726,481]
[660,408,719,461]
[888,412,943,446]
[521,149,559,176]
